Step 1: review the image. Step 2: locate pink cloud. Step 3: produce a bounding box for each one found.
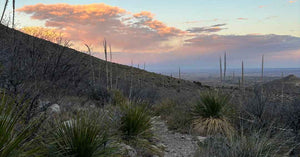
[289,0,297,3]
[17,3,300,67]
[237,17,248,20]
[18,3,184,53]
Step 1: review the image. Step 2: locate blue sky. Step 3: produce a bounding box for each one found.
[11,0,300,36]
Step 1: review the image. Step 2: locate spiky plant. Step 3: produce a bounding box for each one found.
[119,103,162,155]
[192,91,235,136]
[47,113,115,157]
[196,129,294,157]
[120,103,153,142]
[0,92,39,157]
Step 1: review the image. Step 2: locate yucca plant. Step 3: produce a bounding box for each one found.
[0,92,39,157]
[120,103,153,142]
[119,103,162,155]
[47,112,115,157]
[192,91,235,136]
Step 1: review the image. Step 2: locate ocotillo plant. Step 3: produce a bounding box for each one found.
[261,55,264,83]
[224,52,227,81]
[143,62,145,70]
[84,44,95,86]
[103,39,109,90]
[261,55,264,101]
[178,66,181,92]
[242,61,244,88]
[219,56,222,82]
[281,72,284,105]
[0,0,9,23]
[129,60,133,99]
[109,43,113,89]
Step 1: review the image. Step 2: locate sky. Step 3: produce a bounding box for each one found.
[1,0,300,71]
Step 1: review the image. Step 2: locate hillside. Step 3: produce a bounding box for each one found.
[0,24,208,104]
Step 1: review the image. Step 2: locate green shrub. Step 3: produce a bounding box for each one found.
[192,91,235,136]
[47,112,115,157]
[0,92,40,157]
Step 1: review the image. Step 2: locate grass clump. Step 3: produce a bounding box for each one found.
[47,112,115,157]
[0,92,40,157]
[196,129,295,157]
[120,103,153,142]
[154,99,192,133]
[119,102,162,156]
[192,91,235,136]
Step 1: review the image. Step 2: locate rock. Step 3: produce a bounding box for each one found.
[119,143,137,157]
[39,100,51,110]
[48,104,61,113]
[196,136,207,143]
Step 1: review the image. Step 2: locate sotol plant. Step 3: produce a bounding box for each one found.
[119,103,161,155]
[47,113,115,157]
[191,91,235,136]
[0,92,39,157]
[120,103,153,142]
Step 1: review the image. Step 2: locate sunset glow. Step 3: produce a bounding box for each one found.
[4,0,300,68]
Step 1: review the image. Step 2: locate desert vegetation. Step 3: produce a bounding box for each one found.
[0,6,299,156]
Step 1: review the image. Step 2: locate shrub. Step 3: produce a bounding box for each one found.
[111,89,127,106]
[195,129,295,157]
[191,91,235,136]
[119,102,161,155]
[0,92,40,157]
[120,103,153,142]
[154,99,192,133]
[47,112,115,157]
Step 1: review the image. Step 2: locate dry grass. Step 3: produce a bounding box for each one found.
[192,91,235,136]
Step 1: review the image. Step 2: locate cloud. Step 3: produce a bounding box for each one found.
[17,3,300,68]
[237,18,248,20]
[259,5,266,8]
[187,24,227,33]
[289,0,297,3]
[18,3,185,53]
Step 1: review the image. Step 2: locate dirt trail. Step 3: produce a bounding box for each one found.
[152,116,198,157]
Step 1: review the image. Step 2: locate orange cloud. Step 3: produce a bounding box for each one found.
[259,5,266,8]
[289,0,297,3]
[18,3,184,53]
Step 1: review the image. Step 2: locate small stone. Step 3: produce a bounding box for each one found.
[48,104,60,113]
